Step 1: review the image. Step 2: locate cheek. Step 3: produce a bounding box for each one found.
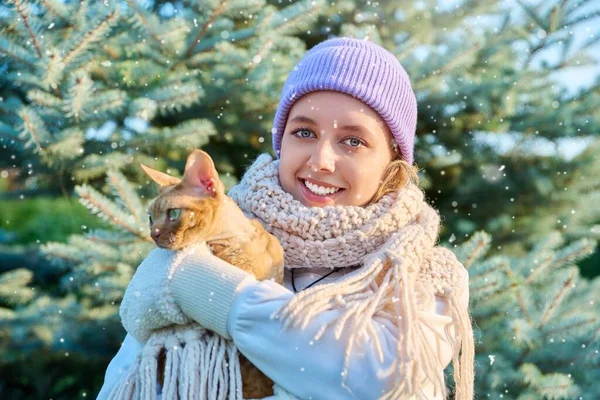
[278,144,302,188]
[345,163,385,202]
[278,158,296,193]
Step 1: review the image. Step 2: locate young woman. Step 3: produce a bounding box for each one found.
[98,37,474,400]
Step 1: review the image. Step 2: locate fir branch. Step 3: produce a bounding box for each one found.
[561,10,600,30]
[473,284,516,311]
[106,170,145,225]
[76,184,145,238]
[41,49,67,93]
[525,253,554,283]
[40,242,84,265]
[418,41,483,85]
[0,122,22,141]
[0,268,34,305]
[565,0,596,18]
[62,9,119,66]
[11,0,43,58]
[17,107,50,154]
[246,37,273,74]
[129,97,158,120]
[469,276,502,295]
[254,1,324,39]
[505,264,533,323]
[547,2,565,33]
[122,42,170,67]
[74,0,89,29]
[138,118,216,150]
[148,83,205,116]
[125,0,163,45]
[27,89,62,108]
[524,42,551,69]
[544,316,598,336]
[0,308,15,319]
[109,59,164,89]
[455,230,492,268]
[584,325,600,348]
[531,231,564,254]
[74,153,129,181]
[0,36,37,69]
[181,0,324,63]
[538,268,578,329]
[6,70,47,91]
[81,89,127,121]
[64,71,94,122]
[515,0,548,31]
[553,238,596,267]
[86,229,142,246]
[38,0,71,22]
[44,128,84,164]
[176,0,229,69]
[68,236,120,264]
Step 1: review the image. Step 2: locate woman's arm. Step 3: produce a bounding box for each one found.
[96,333,143,400]
[171,253,470,400]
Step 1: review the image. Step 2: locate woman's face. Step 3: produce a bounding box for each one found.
[278,91,396,207]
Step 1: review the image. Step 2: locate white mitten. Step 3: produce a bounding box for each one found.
[119,244,207,342]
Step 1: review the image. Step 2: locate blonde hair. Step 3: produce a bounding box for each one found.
[370,153,421,204]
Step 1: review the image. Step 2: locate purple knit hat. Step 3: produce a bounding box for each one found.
[271,37,418,165]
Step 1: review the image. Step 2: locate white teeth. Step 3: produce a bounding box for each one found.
[304,180,341,196]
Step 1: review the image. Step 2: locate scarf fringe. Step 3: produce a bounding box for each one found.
[271,235,474,400]
[108,325,244,400]
[447,291,475,400]
[110,358,139,399]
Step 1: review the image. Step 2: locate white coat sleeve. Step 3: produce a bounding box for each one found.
[226,268,470,400]
[96,333,144,400]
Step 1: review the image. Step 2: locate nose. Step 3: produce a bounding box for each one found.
[151,229,161,241]
[307,141,335,173]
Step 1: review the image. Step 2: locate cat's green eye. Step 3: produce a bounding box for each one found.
[168,208,181,221]
[148,215,153,226]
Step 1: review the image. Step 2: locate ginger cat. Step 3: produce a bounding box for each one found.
[141,149,284,399]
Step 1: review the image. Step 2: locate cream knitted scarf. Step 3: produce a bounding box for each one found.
[111,153,474,400]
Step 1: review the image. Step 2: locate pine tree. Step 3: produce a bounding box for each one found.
[454,231,599,398]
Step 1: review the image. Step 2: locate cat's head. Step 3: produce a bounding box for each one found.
[141,149,225,250]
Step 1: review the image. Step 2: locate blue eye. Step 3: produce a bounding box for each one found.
[291,127,315,138]
[343,137,365,148]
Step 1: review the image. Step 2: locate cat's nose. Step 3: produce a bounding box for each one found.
[151,229,161,241]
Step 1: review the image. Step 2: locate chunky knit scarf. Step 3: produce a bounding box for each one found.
[112,153,474,400]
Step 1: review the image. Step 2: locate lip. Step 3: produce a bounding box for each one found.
[298,178,346,206]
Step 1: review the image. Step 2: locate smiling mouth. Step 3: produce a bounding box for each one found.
[299,178,345,196]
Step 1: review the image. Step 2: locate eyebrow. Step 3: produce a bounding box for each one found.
[288,115,375,137]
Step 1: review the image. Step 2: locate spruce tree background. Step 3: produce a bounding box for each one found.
[0,0,599,398]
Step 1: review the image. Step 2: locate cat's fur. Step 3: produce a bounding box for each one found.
[141,149,284,399]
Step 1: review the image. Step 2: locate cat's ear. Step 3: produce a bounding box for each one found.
[182,149,224,197]
[140,163,181,188]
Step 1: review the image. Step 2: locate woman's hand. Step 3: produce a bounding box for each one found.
[120,241,256,343]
